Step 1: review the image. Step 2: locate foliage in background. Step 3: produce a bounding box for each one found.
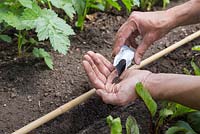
[107,82,200,134]
[73,0,170,30]
[0,0,75,69]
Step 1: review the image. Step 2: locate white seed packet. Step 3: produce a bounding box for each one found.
[113,45,134,69]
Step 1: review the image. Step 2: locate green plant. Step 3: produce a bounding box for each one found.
[72,0,121,30]
[72,0,170,30]
[107,82,199,134]
[107,115,122,134]
[107,115,139,134]
[140,0,170,10]
[0,0,75,69]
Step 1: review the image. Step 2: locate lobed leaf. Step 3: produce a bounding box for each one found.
[18,0,33,8]
[35,9,75,54]
[50,0,76,19]
[0,34,12,43]
[3,12,24,30]
[135,82,157,117]
[33,48,53,69]
[21,3,42,30]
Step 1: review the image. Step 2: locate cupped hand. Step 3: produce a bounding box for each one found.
[113,11,174,64]
[82,51,152,105]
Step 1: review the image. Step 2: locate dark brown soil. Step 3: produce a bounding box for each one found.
[0,1,200,134]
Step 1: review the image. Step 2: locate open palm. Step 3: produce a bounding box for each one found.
[82,51,152,105]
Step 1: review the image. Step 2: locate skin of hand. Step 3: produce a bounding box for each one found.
[113,11,174,64]
[113,0,200,65]
[82,51,200,109]
[82,51,151,105]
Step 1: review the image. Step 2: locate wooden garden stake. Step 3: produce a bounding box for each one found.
[12,30,200,134]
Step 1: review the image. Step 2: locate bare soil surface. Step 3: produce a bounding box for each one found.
[0,0,200,134]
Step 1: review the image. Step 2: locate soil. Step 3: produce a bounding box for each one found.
[0,0,200,134]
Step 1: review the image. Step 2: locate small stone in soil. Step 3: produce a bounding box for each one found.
[44,93,49,97]
[55,92,61,97]
[10,92,17,98]
[3,104,7,107]
[27,95,32,102]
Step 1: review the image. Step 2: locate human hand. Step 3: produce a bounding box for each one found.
[82,51,152,105]
[113,11,174,64]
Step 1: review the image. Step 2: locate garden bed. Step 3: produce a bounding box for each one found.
[0,0,200,134]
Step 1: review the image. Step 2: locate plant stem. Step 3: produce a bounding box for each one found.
[47,0,52,9]
[18,31,22,56]
[80,0,89,30]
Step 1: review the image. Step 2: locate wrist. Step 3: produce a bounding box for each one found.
[142,73,163,100]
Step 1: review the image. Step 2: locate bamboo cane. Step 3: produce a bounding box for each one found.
[12,30,200,134]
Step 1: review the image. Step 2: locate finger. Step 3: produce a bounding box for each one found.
[96,89,119,105]
[82,60,105,89]
[134,35,152,64]
[84,54,106,83]
[106,70,118,93]
[87,51,111,77]
[125,31,139,48]
[96,53,114,72]
[112,19,137,56]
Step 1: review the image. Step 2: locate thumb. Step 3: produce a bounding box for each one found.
[134,36,152,64]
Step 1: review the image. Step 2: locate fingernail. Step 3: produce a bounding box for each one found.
[135,58,141,65]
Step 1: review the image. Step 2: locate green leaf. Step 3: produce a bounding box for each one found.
[35,9,75,54]
[183,68,191,75]
[169,103,196,119]
[166,126,186,134]
[0,34,12,43]
[122,0,132,12]
[191,60,200,76]
[44,56,53,70]
[166,121,197,134]
[135,82,157,117]
[33,48,53,69]
[72,0,86,28]
[176,121,197,134]
[133,0,140,7]
[107,115,122,134]
[162,0,170,8]
[106,0,121,11]
[50,0,76,19]
[18,0,33,8]
[158,108,173,126]
[107,115,113,128]
[111,117,122,134]
[192,45,200,52]
[21,3,42,30]
[88,3,105,11]
[3,12,24,30]
[187,111,200,133]
[126,116,139,134]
